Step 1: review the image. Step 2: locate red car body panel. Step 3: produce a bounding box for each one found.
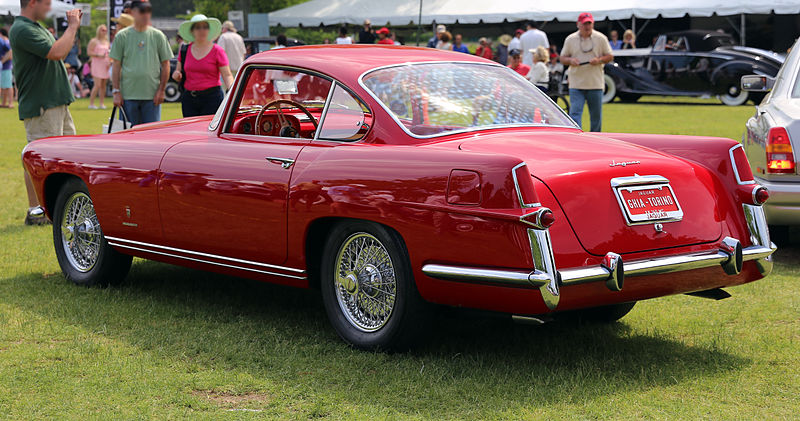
[21,46,774,316]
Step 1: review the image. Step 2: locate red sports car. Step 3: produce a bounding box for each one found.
[23,46,776,350]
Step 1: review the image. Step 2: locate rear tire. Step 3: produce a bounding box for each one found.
[52,178,132,287]
[320,220,428,350]
[164,81,182,103]
[719,83,749,106]
[617,92,642,103]
[562,302,636,323]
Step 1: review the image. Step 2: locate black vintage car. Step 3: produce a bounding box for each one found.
[603,30,785,106]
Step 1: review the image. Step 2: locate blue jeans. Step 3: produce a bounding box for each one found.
[122,100,161,126]
[569,88,603,132]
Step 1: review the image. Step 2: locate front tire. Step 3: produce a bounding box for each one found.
[53,178,132,287]
[602,74,617,104]
[320,220,428,350]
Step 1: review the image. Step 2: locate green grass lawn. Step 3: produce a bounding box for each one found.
[0,97,798,419]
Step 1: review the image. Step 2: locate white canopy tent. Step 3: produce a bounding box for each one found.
[268,0,800,27]
[0,0,74,17]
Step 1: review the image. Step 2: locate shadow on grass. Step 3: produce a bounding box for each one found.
[4,259,753,414]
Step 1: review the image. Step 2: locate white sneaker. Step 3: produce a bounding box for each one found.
[88,105,98,109]
[100,105,107,109]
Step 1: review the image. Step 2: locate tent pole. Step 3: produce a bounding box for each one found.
[416,0,422,46]
[740,14,745,46]
[631,16,636,35]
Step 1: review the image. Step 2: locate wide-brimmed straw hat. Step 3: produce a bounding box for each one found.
[178,14,222,42]
[498,34,512,46]
[111,13,134,28]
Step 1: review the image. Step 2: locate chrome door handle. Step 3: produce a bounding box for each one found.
[266,157,295,169]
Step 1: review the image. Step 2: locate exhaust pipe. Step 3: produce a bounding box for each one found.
[719,237,743,275]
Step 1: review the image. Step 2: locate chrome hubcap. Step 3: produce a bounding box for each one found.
[334,233,397,332]
[60,192,101,272]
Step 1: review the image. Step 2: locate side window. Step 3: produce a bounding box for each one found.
[225,67,332,138]
[317,84,373,141]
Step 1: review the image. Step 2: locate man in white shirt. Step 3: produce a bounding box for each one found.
[217,20,246,75]
[519,21,549,67]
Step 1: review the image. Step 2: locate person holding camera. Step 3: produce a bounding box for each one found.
[10,0,81,225]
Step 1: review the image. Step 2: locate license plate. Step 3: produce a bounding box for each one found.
[614,184,683,225]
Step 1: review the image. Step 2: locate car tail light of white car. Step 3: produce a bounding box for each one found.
[766,127,796,174]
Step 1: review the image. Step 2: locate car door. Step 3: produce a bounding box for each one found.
[158,66,333,267]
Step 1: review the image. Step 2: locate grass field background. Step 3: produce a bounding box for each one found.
[0,97,798,419]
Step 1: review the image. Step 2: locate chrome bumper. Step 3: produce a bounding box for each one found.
[422,204,776,310]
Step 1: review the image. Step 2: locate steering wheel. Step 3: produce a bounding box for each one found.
[255,99,319,137]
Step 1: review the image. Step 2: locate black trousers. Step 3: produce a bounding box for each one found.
[181,86,224,118]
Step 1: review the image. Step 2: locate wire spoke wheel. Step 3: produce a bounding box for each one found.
[60,192,102,272]
[334,232,397,332]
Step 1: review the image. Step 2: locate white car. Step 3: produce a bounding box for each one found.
[742,38,800,241]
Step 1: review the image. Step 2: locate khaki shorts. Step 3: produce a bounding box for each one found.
[23,105,76,143]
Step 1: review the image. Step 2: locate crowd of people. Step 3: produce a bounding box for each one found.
[4,0,617,224]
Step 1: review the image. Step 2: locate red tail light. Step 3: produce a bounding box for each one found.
[766,127,795,174]
[753,186,770,205]
[512,163,540,207]
[730,144,755,184]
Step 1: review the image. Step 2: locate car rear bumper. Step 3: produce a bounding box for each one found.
[755,176,800,225]
[422,204,775,311]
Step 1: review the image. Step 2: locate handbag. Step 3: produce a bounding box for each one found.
[102,105,131,133]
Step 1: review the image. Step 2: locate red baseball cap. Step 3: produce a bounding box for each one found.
[515,29,524,36]
[376,27,390,35]
[578,12,594,24]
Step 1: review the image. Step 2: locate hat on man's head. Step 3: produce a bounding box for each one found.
[111,13,134,28]
[498,34,512,46]
[515,29,524,36]
[436,24,446,33]
[376,27,390,35]
[122,0,132,10]
[222,20,236,31]
[130,0,152,12]
[509,48,521,56]
[578,12,594,24]
[363,19,371,26]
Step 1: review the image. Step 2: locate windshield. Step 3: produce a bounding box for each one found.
[361,62,576,137]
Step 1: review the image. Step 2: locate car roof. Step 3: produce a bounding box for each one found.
[241,45,493,87]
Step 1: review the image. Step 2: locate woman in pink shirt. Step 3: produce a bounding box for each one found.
[172,15,234,117]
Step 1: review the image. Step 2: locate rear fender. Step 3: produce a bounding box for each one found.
[605,133,760,246]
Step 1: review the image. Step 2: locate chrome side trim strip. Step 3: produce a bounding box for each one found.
[107,242,307,280]
[105,236,306,274]
[421,264,533,286]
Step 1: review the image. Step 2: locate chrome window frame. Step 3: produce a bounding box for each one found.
[357,61,578,140]
[218,64,372,143]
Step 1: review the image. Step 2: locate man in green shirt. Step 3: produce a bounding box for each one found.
[110,0,172,126]
[10,0,81,225]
